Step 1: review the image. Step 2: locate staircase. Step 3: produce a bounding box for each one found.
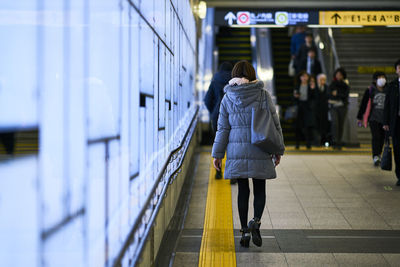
[270,28,295,144]
[332,27,400,144]
[0,130,38,157]
[216,27,252,65]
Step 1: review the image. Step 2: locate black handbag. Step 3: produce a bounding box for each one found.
[381,133,392,171]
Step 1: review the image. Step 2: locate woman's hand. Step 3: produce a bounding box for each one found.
[383,125,389,131]
[213,158,222,171]
[332,90,337,96]
[273,155,281,166]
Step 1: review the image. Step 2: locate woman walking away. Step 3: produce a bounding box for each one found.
[211,60,284,248]
[328,68,350,150]
[293,71,316,149]
[357,72,387,166]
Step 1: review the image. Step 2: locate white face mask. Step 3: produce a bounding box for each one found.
[376,78,386,87]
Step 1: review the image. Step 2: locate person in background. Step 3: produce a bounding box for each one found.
[316,74,330,146]
[295,32,317,72]
[204,61,233,179]
[290,26,306,61]
[328,68,350,150]
[0,132,15,155]
[383,59,400,186]
[296,48,322,76]
[293,71,316,149]
[212,60,284,248]
[357,71,387,166]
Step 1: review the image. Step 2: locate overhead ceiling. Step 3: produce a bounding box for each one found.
[204,0,400,9]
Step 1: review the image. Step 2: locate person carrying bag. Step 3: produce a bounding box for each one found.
[211,60,284,248]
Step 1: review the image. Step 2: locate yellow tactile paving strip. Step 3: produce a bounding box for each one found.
[198,157,236,267]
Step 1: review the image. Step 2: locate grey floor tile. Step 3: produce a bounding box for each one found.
[285,253,338,267]
[236,253,288,267]
[172,252,198,267]
[270,211,311,229]
[332,197,371,208]
[382,254,400,267]
[304,207,351,229]
[339,207,391,229]
[333,253,390,267]
[299,197,336,208]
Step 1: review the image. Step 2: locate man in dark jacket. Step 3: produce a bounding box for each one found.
[204,62,233,133]
[296,48,322,76]
[204,61,233,179]
[383,59,400,186]
[294,32,317,72]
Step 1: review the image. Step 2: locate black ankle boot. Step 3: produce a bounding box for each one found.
[215,170,222,179]
[240,228,250,247]
[248,218,262,247]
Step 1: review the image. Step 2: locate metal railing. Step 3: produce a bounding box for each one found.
[313,27,340,83]
[113,106,199,267]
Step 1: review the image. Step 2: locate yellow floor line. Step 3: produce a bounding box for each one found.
[199,158,236,267]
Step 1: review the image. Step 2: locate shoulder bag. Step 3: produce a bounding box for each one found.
[251,90,284,154]
[381,132,392,171]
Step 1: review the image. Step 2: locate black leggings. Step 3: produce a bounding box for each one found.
[237,178,266,229]
[369,120,385,158]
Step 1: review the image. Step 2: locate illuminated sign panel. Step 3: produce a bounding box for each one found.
[320,11,400,26]
[219,10,318,26]
[217,10,400,27]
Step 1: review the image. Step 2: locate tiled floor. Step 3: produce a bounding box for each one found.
[174,150,400,266]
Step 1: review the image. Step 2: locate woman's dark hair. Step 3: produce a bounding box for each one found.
[394,59,400,69]
[333,67,347,80]
[295,70,309,87]
[231,60,256,81]
[219,61,233,72]
[372,71,386,81]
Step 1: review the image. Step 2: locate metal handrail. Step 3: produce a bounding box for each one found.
[313,27,341,84]
[327,27,341,70]
[113,106,199,267]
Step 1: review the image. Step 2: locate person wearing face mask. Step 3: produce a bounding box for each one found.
[357,72,387,166]
[383,59,400,186]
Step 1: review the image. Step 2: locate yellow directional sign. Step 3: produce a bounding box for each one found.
[320,11,400,26]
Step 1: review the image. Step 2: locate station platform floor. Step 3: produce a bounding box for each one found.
[172,146,400,267]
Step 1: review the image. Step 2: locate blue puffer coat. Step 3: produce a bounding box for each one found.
[211,80,284,179]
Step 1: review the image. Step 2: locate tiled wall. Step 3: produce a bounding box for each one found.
[0,0,196,266]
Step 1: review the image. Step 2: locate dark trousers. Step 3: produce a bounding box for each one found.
[237,178,266,229]
[369,120,385,158]
[295,102,314,148]
[330,106,347,146]
[296,127,314,148]
[393,117,400,180]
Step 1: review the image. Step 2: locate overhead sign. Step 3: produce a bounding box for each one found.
[220,10,318,26]
[320,11,400,26]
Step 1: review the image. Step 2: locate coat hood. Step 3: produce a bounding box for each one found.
[224,80,264,108]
